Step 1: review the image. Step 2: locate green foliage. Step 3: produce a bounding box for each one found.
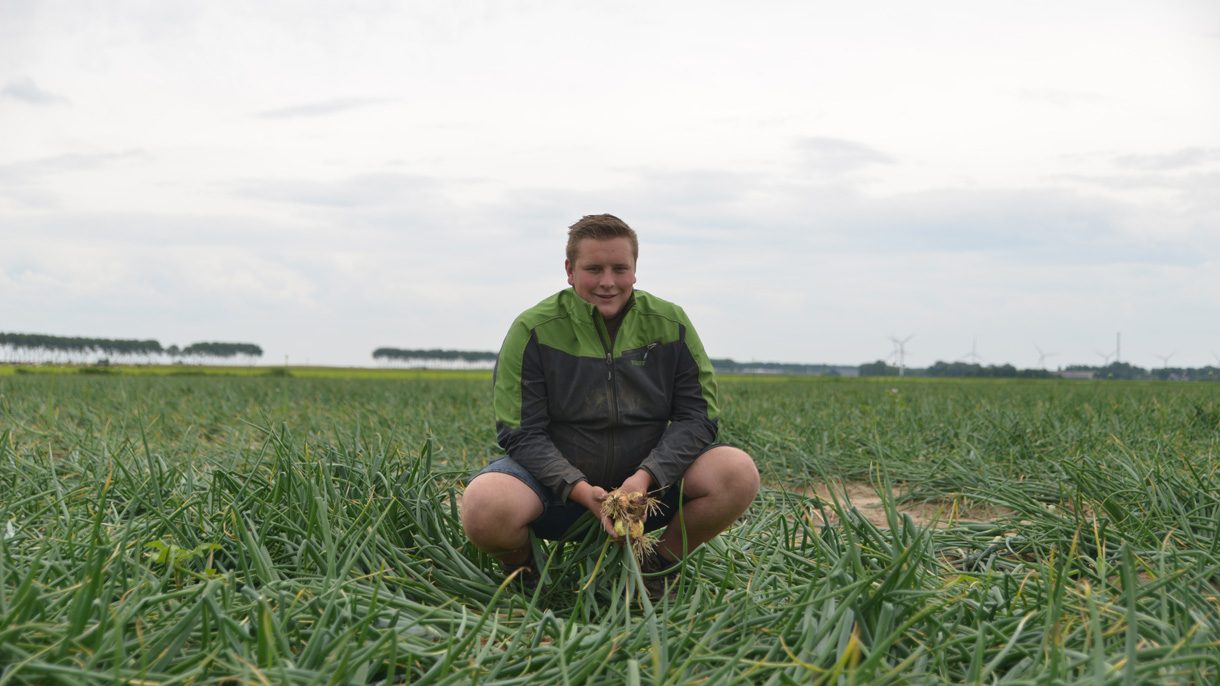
[859,359,897,376]
[926,360,1019,377]
[0,332,263,365]
[145,541,221,569]
[0,374,1216,683]
[372,347,497,362]
[0,331,163,358]
[179,341,263,358]
[712,358,854,375]
[1064,362,1220,382]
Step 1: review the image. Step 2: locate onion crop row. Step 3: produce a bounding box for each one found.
[1,374,1217,683]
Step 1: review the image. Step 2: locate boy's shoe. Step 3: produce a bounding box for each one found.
[499,555,541,594]
[640,549,681,601]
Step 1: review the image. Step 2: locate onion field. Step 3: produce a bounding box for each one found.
[1,371,1217,684]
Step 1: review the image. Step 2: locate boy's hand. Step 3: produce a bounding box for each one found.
[569,481,618,538]
[619,469,654,498]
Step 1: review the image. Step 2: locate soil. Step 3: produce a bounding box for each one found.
[785,481,1016,529]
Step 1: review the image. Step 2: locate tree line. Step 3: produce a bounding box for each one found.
[710,359,856,375]
[373,348,497,362]
[370,349,1219,381]
[372,348,497,369]
[859,359,1219,381]
[1,332,262,365]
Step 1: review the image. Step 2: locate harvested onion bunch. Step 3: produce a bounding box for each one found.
[601,488,661,560]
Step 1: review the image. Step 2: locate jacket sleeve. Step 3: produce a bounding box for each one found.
[493,323,588,500]
[638,316,720,489]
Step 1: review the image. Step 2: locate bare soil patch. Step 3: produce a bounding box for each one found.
[778,481,1016,529]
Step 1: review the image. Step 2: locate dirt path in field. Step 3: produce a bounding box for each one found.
[775,481,1015,529]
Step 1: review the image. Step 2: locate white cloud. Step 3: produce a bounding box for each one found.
[257,97,398,119]
[0,150,146,181]
[796,137,897,175]
[1114,147,1220,171]
[1,77,69,105]
[1015,88,1106,108]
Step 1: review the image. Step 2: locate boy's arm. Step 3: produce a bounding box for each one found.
[494,323,588,501]
[637,315,720,489]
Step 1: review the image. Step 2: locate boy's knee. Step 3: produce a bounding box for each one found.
[716,447,760,494]
[459,478,501,538]
[682,446,760,502]
[460,473,541,544]
[728,450,760,503]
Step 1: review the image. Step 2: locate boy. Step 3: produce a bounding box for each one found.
[461,214,759,596]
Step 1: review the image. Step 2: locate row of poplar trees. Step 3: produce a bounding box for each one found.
[0,332,262,365]
[371,348,496,368]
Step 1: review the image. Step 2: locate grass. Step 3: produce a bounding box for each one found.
[1,373,1217,683]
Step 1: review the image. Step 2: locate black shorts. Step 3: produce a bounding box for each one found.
[471,454,706,541]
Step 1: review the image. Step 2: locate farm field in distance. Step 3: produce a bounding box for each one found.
[1,370,1217,683]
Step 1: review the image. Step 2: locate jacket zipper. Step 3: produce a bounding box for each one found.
[642,342,658,363]
[596,313,619,487]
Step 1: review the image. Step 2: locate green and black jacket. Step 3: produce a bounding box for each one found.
[493,288,720,501]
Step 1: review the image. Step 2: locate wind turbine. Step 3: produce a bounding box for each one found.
[1095,350,1114,366]
[1034,344,1055,370]
[1154,352,1175,369]
[961,337,983,365]
[889,334,913,377]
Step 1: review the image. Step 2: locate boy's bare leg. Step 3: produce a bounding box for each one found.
[460,472,543,566]
[656,445,760,562]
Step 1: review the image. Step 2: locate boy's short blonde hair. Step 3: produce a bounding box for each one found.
[566,214,638,264]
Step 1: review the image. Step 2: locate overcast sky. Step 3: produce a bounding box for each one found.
[2,0,1218,369]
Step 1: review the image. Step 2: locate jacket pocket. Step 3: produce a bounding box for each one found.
[621,342,660,367]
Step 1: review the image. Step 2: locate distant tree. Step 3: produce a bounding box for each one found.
[180,342,263,364]
[372,348,497,368]
[0,332,162,364]
[711,358,848,375]
[859,360,898,376]
[925,361,1023,378]
[1094,362,1148,380]
[927,361,979,377]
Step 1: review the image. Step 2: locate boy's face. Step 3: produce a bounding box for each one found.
[565,237,637,320]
